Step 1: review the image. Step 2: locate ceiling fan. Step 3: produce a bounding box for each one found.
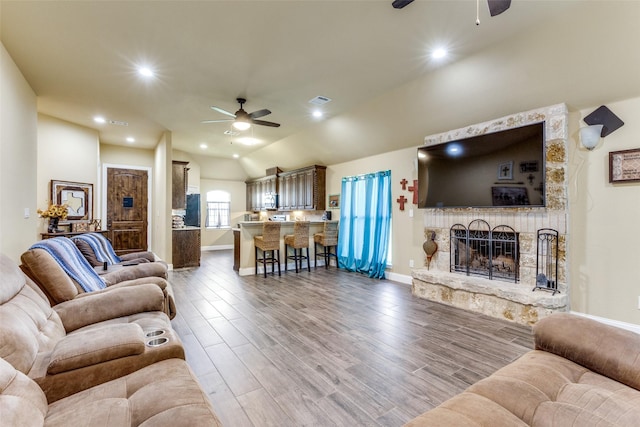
[392,0,511,22]
[201,98,280,130]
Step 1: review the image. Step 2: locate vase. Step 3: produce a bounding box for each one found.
[48,217,60,233]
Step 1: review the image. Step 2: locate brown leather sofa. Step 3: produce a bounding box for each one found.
[21,246,176,319]
[0,254,183,402]
[2,252,222,425]
[406,313,640,426]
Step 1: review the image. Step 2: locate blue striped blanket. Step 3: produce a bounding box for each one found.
[30,237,106,292]
[71,233,121,265]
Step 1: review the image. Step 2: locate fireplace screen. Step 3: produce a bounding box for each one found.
[450,220,519,283]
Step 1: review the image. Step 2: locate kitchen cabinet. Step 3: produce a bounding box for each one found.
[278,165,326,211]
[172,161,189,209]
[172,228,200,268]
[245,175,278,211]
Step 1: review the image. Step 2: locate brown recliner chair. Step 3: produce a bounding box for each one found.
[0,356,222,426]
[20,238,176,319]
[0,253,184,403]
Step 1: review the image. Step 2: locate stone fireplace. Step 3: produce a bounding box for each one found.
[412,104,569,325]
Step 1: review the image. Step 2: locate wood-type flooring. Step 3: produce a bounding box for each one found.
[169,250,533,426]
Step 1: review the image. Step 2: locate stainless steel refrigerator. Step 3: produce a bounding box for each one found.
[184,194,201,227]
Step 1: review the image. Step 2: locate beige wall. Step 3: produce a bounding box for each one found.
[153,132,171,262]
[200,178,247,248]
[0,43,38,260]
[37,114,99,222]
[101,144,155,168]
[569,98,640,325]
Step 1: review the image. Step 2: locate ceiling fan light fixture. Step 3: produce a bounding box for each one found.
[232,119,251,131]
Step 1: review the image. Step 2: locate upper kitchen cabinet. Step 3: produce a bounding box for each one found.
[278,165,326,211]
[245,175,278,211]
[172,161,189,209]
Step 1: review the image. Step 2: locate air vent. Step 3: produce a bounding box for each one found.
[109,120,128,126]
[309,95,332,105]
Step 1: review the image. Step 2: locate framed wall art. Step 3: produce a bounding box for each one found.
[497,161,513,180]
[328,194,340,209]
[51,180,93,221]
[609,148,640,183]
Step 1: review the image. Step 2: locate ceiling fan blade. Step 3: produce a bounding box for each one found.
[487,0,511,17]
[210,106,236,117]
[252,119,281,128]
[201,119,233,124]
[249,109,272,119]
[392,0,414,9]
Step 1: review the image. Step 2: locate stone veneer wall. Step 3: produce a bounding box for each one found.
[412,104,569,326]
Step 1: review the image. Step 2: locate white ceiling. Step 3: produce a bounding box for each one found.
[2,1,639,178]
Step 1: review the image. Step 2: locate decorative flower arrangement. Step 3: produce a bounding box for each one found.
[38,204,68,220]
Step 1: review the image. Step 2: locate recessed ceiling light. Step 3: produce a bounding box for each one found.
[126,137,135,143]
[233,154,239,159]
[312,110,323,118]
[93,116,106,124]
[432,48,447,59]
[138,67,154,78]
[200,143,207,149]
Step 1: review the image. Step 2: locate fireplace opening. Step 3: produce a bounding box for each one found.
[450,220,519,283]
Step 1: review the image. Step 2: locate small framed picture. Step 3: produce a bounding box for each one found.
[609,148,640,183]
[328,194,340,209]
[497,161,513,180]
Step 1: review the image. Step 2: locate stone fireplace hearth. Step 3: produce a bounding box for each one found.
[412,104,569,325]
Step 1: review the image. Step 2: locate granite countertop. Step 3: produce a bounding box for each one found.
[239,221,328,227]
[172,226,201,231]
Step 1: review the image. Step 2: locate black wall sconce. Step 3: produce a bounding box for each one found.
[579,105,625,150]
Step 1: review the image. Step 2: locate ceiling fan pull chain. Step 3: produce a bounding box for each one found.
[476,0,481,25]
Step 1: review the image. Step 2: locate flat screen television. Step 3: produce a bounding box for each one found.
[417,122,545,208]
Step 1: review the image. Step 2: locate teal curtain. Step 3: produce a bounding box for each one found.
[338,170,392,279]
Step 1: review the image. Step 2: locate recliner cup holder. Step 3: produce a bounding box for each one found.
[146,337,169,347]
[145,329,166,338]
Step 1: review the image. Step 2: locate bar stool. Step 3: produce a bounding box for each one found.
[284,221,310,273]
[254,222,281,277]
[314,221,338,269]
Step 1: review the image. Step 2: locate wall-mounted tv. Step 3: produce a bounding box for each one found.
[418,122,545,208]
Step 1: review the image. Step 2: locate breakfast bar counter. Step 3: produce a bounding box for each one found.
[235,221,328,275]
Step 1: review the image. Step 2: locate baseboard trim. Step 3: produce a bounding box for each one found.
[387,271,412,285]
[570,311,640,335]
[202,245,233,251]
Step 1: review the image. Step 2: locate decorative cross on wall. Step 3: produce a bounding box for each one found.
[396,195,408,211]
[407,179,418,205]
[400,178,408,190]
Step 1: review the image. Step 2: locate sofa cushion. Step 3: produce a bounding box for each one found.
[534,312,640,391]
[0,257,66,374]
[21,249,81,304]
[44,359,222,427]
[73,238,102,267]
[0,357,47,427]
[48,323,145,375]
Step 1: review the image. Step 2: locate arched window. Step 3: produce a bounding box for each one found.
[206,190,230,228]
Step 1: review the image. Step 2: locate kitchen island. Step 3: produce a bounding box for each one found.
[235,221,329,276]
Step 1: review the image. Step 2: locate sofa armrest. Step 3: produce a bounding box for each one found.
[102,263,168,285]
[54,284,165,332]
[120,251,156,263]
[48,323,145,374]
[534,313,640,390]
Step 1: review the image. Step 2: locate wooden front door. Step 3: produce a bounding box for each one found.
[107,168,148,255]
